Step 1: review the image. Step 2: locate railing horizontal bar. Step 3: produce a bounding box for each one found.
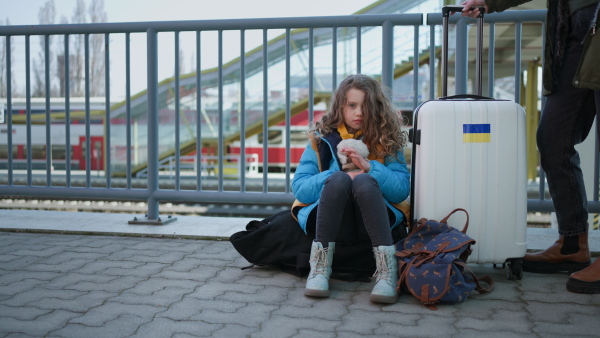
[426,9,546,25]
[0,14,423,36]
[1,187,149,200]
[152,190,295,205]
[528,200,600,214]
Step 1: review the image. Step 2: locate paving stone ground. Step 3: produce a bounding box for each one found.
[1,231,599,338]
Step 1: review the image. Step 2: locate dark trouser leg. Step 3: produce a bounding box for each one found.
[524,7,598,273]
[314,171,353,246]
[352,174,398,304]
[313,171,393,247]
[537,5,600,237]
[352,173,394,247]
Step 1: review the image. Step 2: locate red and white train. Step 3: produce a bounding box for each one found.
[0,98,106,171]
[1,98,325,173]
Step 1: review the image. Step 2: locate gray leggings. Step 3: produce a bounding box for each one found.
[308,171,394,247]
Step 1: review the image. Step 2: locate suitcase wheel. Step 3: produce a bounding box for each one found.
[505,259,523,280]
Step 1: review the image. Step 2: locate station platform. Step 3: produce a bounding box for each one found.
[1,209,599,337]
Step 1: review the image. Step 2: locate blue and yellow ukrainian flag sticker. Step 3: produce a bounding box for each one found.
[463,124,491,143]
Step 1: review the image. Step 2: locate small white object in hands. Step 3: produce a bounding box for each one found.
[337,139,369,172]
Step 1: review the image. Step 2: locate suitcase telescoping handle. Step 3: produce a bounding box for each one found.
[441,5,485,98]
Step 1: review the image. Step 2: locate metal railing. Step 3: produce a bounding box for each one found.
[0,13,422,223]
[1,10,599,224]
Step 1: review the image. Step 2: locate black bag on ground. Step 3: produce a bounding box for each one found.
[230,210,314,277]
[230,210,406,281]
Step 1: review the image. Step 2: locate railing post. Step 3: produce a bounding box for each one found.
[129,27,176,225]
[382,20,393,95]
[514,22,523,103]
[85,34,91,186]
[6,35,13,186]
[147,28,159,220]
[25,35,32,187]
[45,35,52,186]
[487,23,495,97]
[455,18,468,95]
[356,26,362,74]
[413,24,420,109]
[105,33,112,187]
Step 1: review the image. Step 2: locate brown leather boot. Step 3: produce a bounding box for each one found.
[566,258,600,294]
[523,232,591,274]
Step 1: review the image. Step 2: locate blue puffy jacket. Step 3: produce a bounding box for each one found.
[291,132,411,233]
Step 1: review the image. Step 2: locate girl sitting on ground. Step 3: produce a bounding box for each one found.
[291,74,410,304]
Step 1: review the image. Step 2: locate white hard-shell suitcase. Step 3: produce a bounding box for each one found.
[409,6,527,279]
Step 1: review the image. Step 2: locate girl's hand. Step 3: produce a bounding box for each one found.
[340,147,371,173]
[459,0,488,18]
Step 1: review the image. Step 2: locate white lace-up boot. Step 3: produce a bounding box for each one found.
[304,241,335,298]
[370,245,399,304]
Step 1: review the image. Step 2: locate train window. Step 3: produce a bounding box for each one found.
[0,145,78,160]
[0,145,34,159]
[31,145,46,159]
[258,130,282,144]
[0,145,8,159]
[51,145,67,160]
[290,131,308,144]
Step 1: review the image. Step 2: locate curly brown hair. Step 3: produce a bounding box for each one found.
[310,74,407,158]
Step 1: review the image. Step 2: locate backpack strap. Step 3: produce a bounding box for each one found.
[400,258,441,306]
[410,241,452,268]
[455,261,494,293]
[440,208,470,234]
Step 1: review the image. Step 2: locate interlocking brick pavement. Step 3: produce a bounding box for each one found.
[1,231,600,337]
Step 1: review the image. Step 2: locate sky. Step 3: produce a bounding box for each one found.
[0,0,448,102]
[1,0,379,25]
[0,0,393,100]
